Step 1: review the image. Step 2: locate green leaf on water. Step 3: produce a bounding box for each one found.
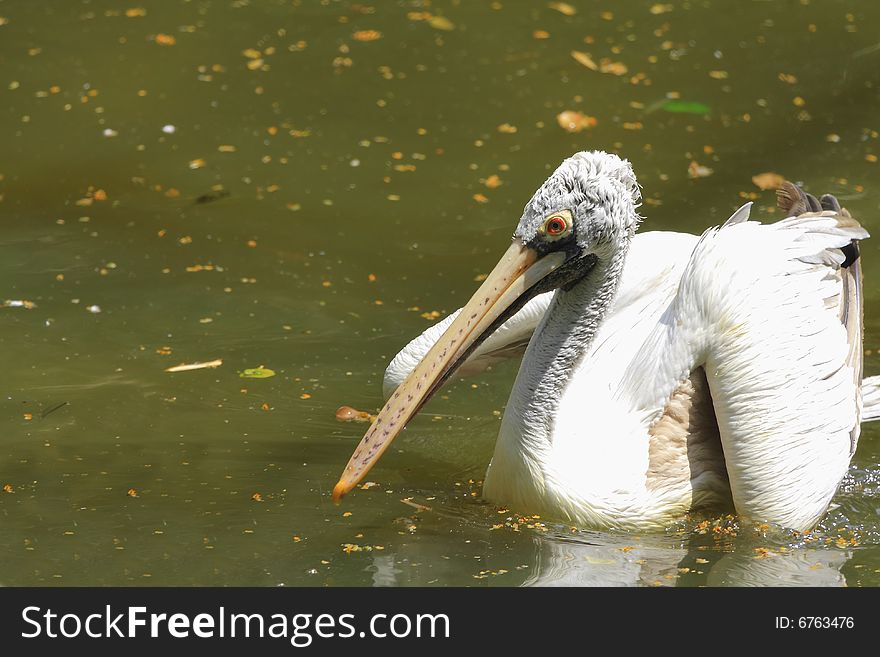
[240,367,276,379]
[656,100,711,115]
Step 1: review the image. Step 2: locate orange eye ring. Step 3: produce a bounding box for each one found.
[545,216,567,236]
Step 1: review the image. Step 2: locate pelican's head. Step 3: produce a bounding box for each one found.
[332,151,641,501]
[515,150,641,260]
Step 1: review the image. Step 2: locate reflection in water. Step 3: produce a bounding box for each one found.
[369,554,404,587]
[705,550,849,587]
[522,534,684,587]
[522,532,850,587]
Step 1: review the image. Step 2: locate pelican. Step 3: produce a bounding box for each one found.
[333,151,878,532]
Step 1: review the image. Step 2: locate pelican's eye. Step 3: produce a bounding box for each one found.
[540,211,572,241]
[546,216,566,235]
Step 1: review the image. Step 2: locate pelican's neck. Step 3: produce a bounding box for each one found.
[512,243,630,442]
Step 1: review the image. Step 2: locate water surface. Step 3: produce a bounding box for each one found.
[1,0,879,586]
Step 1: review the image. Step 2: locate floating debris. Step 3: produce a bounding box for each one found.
[165,359,223,373]
[2,299,36,309]
[335,405,374,422]
[401,498,432,512]
[688,161,714,179]
[194,190,230,205]
[342,543,385,554]
[41,401,68,418]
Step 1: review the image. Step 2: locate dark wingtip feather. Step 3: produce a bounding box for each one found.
[777,184,865,267]
[841,241,860,269]
[820,193,842,212]
[777,181,808,216]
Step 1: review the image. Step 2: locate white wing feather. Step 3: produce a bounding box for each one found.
[673,212,868,529]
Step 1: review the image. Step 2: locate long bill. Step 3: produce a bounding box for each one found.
[332,239,567,502]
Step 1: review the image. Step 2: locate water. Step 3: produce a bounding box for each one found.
[1,0,879,586]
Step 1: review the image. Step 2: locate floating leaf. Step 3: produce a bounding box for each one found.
[548,2,577,16]
[556,110,597,133]
[655,99,711,115]
[352,30,382,42]
[482,174,503,189]
[649,4,674,14]
[427,15,455,31]
[751,172,785,190]
[240,367,276,379]
[571,52,627,76]
[336,405,374,422]
[599,60,628,76]
[570,50,598,71]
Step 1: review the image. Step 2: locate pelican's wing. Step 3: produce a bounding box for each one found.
[677,190,868,530]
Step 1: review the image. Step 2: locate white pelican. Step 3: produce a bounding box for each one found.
[333,151,878,532]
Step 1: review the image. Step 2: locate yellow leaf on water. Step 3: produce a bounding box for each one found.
[599,59,628,76]
[556,110,597,133]
[335,405,374,422]
[352,30,382,42]
[751,172,785,190]
[649,3,674,14]
[428,15,455,31]
[570,50,598,71]
[548,2,577,16]
[482,174,503,189]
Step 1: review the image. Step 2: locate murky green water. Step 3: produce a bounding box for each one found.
[1,0,879,586]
